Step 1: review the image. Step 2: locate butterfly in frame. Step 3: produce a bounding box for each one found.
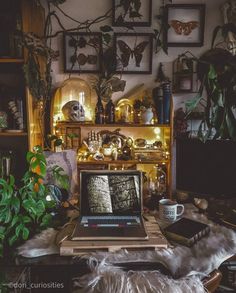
[170,20,199,36]
[117,40,149,68]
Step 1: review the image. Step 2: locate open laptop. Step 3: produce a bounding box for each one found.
[72,170,148,240]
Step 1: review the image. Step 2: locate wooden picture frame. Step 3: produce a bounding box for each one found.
[112,0,152,27]
[164,4,205,47]
[114,33,153,74]
[63,32,102,73]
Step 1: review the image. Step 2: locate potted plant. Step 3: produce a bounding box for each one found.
[0,146,68,257]
[185,23,236,141]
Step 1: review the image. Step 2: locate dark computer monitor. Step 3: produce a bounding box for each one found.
[176,138,236,197]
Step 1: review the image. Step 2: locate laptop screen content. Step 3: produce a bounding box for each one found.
[80,170,142,215]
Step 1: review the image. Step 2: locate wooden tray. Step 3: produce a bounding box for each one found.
[60,216,168,256]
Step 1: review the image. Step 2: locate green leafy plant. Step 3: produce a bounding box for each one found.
[0,146,57,257]
[184,22,236,141]
[51,165,69,191]
[91,47,126,102]
[186,48,236,141]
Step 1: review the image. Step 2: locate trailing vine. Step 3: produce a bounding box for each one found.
[23,0,172,106]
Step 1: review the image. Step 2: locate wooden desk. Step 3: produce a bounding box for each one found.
[0,204,234,292]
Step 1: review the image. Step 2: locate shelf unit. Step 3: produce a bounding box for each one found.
[56,121,172,196]
[0,0,44,182]
[0,131,28,136]
[0,58,24,63]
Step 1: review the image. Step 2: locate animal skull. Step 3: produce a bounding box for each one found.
[62,100,85,121]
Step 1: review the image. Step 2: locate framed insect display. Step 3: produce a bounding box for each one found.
[112,0,152,27]
[164,4,205,47]
[114,33,153,74]
[63,32,102,73]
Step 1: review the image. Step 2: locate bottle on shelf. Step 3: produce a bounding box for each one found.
[162,82,171,124]
[152,87,164,124]
[1,151,13,182]
[105,99,115,124]
[95,96,104,124]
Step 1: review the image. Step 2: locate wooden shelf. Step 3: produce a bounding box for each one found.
[57,122,170,128]
[0,131,28,136]
[0,58,24,63]
[77,159,169,165]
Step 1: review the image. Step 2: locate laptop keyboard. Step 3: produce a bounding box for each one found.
[81,216,141,227]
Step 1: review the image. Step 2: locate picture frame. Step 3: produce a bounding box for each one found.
[164,4,205,47]
[114,33,153,74]
[112,0,152,27]
[63,32,102,73]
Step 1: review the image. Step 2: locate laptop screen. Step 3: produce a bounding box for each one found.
[80,170,142,215]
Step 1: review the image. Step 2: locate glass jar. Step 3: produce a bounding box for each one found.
[149,164,167,198]
[52,78,92,123]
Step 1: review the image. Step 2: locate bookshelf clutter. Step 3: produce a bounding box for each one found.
[52,78,172,198]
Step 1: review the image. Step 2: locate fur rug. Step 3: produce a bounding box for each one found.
[18,207,236,293]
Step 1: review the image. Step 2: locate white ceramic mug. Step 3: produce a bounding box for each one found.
[159,199,184,222]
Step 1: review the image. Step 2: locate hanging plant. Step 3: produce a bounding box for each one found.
[90,47,126,102]
[22,32,58,102]
[186,48,236,141]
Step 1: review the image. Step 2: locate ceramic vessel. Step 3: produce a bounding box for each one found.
[141,108,154,124]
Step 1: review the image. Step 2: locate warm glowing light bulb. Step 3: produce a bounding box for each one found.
[154,127,161,135]
[46,195,52,201]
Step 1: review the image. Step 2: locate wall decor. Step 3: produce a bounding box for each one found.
[112,0,152,27]
[164,4,205,47]
[63,32,102,73]
[172,54,199,93]
[115,33,153,74]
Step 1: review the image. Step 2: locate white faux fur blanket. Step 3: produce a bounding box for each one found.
[18,206,236,293]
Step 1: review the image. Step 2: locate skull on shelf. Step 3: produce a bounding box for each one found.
[62,100,85,122]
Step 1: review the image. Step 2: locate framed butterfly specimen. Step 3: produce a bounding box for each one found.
[164,4,205,47]
[114,33,153,74]
[112,0,152,27]
[63,32,102,73]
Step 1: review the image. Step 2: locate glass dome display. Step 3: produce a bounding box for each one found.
[52,78,92,124]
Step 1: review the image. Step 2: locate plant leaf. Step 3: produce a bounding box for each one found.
[26,151,35,163]
[185,93,203,113]
[4,208,12,224]
[22,227,29,240]
[40,214,52,227]
[15,224,23,238]
[10,215,20,228]
[11,196,20,213]
[226,107,236,140]
[8,234,18,246]
[100,25,113,32]
[0,226,6,241]
[211,25,221,48]
[23,216,31,223]
[103,33,111,45]
[208,65,217,80]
